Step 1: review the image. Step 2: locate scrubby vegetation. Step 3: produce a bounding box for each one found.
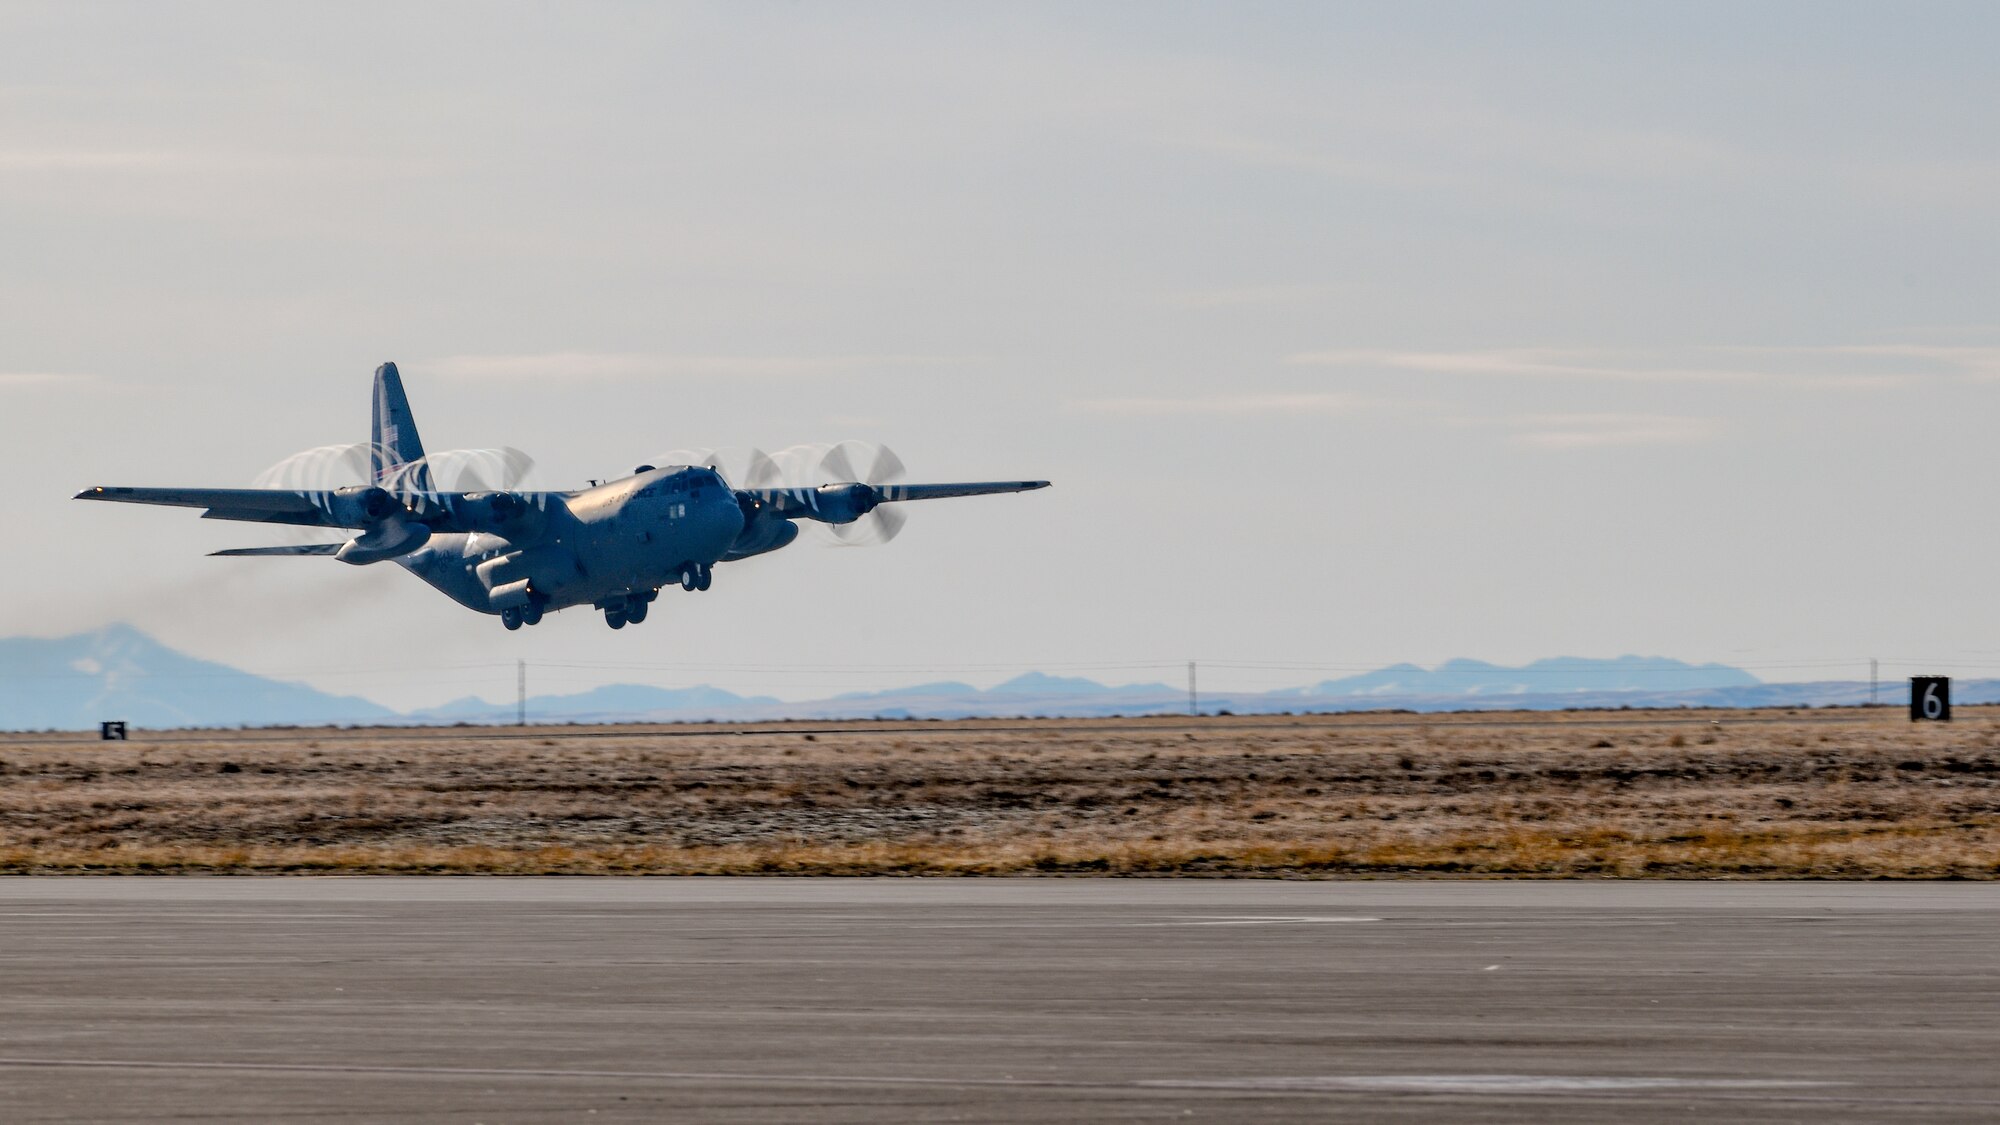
[1,709,1996,877]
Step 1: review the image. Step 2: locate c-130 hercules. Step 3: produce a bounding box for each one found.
[77,363,1049,630]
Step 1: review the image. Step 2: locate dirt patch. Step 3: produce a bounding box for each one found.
[1,709,1996,876]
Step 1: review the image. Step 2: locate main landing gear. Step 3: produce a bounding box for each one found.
[500,596,547,631]
[677,561,712,592]
[604,589,656,630]
[598,564,714,628]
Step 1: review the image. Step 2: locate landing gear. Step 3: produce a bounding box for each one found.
[603,589,656,629]
[501,595,546,631]
[679,562,713,591]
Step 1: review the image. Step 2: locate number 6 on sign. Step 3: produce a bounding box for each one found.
[1910,677,1951,722]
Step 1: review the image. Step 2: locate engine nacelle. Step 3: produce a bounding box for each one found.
[805,483,879,525]
[724,511,800,560]
[326,485,403,527]
[486,577,534,611]
[335,513,432,565]
[455,491,547,538]
[317,487,431,565]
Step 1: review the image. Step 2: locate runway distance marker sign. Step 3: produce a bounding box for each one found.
[1911,677,1951,722]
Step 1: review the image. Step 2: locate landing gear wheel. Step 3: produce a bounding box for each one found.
[678,563,698,591]
[605,610,626,630]
[501,607,523,631]
[625,600,648,625]
[520,599,544,627]
[695,563,712,591]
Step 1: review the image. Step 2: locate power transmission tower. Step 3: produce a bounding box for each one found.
[1870,658,1878,707]
[518,659,527,727]
[1188,660,1197,717]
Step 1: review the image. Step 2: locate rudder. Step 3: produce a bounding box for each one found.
[371,362,431,490]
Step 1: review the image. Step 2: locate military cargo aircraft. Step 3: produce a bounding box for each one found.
[77,363,1049,630]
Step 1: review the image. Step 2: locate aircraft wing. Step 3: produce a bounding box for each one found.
[210,543,344,557]
[872,482,1051,502]
[73,486,348,528]
[76,485,563,537]
[740,480,1049,515]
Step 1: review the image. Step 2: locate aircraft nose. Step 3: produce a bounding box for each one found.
[705,477,744,544]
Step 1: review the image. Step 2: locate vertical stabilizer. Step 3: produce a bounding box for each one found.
[370,362,432,491]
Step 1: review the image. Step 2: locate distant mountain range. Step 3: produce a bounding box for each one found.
[409,683,780,722]
[0,625,395,729]
[0,626,1963,731]
[1285,656,1758,697]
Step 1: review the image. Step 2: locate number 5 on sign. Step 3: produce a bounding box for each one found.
[1910,677,1951,722]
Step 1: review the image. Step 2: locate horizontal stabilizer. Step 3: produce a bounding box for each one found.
[211,543,343,557]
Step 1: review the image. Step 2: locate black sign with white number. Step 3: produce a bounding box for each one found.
[1911,677,1951,722]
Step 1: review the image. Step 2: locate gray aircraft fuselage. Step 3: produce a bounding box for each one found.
[403,466,745,617]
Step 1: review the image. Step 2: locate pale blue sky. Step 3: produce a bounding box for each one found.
[3,2,1996,707]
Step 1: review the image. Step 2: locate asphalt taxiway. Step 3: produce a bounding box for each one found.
[0,878,1996,1122]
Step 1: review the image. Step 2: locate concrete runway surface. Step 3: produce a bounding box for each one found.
[0,880,1996,1122]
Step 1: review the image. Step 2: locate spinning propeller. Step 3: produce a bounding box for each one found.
[254,443,540,492]
[808,440,907,545]
[649,447,782,489]
[250,443,541,550]
[651,441,911,545]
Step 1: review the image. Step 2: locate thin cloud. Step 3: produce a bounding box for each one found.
[425,353,974,380]
[1068,392,1360,416]
[1717,344,2000,380]
[1293,348,1779,384]
[0,150,175,171]
[1158,283,1356,309]
[0,372,98,389]
[1287,346,1962,389]
[1150,79,1753,218]
[1505,413,1721,449]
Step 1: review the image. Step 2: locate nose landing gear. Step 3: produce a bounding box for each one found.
[678,562,713,591]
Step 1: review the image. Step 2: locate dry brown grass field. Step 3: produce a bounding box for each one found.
[2,708,1998,877]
